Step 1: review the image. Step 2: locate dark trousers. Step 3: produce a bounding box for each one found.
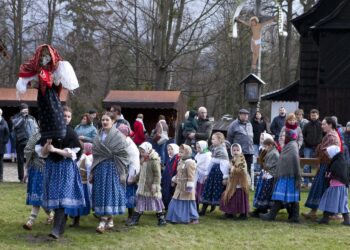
[244,154,253,174]
[16,143,26,181]
[0,154,3,181]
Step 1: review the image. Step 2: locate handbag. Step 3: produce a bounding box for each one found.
[156,122,169,145]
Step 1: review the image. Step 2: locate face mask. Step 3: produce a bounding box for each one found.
[41,55,51,66]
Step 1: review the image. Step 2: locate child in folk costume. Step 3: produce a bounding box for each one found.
[127,142,166,226]
[166,144,199,224]
[194,140,212,209]
[117,124,141,221]
[260,113,301,223]
[40,106,85,239]
[23,132,54,230]
[318,145,350,226]
[16,44,79,141]
[90,112,129,234]
[68,143,93,227]
[161,144,180,210]
[220,143,250,219]
[199,132,230,216]
[251,137,279,217]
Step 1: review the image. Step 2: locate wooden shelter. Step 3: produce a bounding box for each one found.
[0,88,69,120]
[103,90,186,138]
[262,0,350,124]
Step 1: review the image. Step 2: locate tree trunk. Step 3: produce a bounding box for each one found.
[47,0,57,44]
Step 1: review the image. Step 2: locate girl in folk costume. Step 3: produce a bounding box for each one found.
[16,44,79,141]
[127,142,166,226]
[199,132,230,216]
[166,144,199,224]
[23,132,54,230]
[260,113,301,223]
[318,145,350,226]
[68,143,93,227]
[116,124,141,222]
[39,106,85,239]
[251,137,279,217]
[302,117,341,220]
[194,140,212,209]
[161,144,180,210]
[90,112,129,233]
[220,143,250,219]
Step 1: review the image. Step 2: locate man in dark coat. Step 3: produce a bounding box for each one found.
[187,107,213,144]
[270,107,286,142]
[0,108,10,182]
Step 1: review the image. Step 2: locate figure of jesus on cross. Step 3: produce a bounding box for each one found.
[235,16,276,72]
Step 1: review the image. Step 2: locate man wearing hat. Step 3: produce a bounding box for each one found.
[227,108,254,173]
[11,103,38,182]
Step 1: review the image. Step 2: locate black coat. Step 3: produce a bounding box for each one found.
[251,118,267,145]
[302,120,323,148]
[328,152,349,186]
[0,118,9,154]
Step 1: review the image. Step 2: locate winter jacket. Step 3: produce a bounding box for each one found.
[227,119,254,155]
[133,119,145,145]
[270,115,286,141]
[74,124,97,143]
[302,120,323,148]
[251,118,267,145]
[172,158,196,200]
[0,118,9,154]
[195,118,213,142]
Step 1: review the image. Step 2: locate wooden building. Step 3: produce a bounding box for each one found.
[103,90,186,138]
[262,0,350,124]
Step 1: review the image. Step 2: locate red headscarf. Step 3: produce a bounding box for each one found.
[18,44,62,95]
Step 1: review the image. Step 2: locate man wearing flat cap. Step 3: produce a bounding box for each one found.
[227,108,254,173]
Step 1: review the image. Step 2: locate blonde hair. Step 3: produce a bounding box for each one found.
[212,132,225,143]
[286,112,296,121]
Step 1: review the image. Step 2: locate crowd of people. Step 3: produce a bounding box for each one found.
[0,103,349,240]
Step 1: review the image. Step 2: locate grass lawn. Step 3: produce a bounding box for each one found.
[0,183,349,250]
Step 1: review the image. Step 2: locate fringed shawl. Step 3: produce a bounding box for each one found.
[275,140,300,180]
[91,126,129,184]
[316,130,341,164]
[24,132,45,169]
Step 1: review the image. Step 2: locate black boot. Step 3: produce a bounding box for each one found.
[286,204,293,220]
[318,211,331,224]
[209,205,216,213]
[342,213,350,226]
[249,208,266,218]
[126,212,142,226]
[260,201,282,221]
[69,216,80,227]
[199,204,208,216]
[288,203,299,223]
[156,212,167,226]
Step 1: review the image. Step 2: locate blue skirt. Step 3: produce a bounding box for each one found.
[166,199,199,223]
[26,166,44,206]
[126,183,137,209]
[42,158,85,210]
[305,164,328,209]
[319,186,349,214]
[92,159,126,216]
[65,184,91,217]
[271,177,300,203]
[253,172,274,210]
[201,164,225,205]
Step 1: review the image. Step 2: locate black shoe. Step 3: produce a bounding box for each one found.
[156,212,167,226]
[288,203,300,223]
[342,213,350,226]
[260,201,282,221]
[222,213,233,219]
[209,205,216,213]
[126,212,142,226]
[238,214,247,220]
[69,216,80,227]
[199,204,208,216]
[249,210,261,218]
[48,233,59,240]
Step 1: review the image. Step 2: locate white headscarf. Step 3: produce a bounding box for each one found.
[168,143,179,156]
[326,145,340,159]
[196,140,208,153]
[231,143,242,155]
[139,142,153,154]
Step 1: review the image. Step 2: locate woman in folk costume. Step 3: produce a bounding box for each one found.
[166,144,199,224]
[116,124,141,222]
[39,106,85,239]
[23,132,54,230]
[260,113,301,223]
[199,132,230,216]
[220,143,250,219]
[251,137,279,217]
[318,145,350,226]
[68,143,93,227]
[90,112,129,234]
[194,140,212,209]
[16,44,79,140]
[302,117,341,220]
[161,143,180,210]
[127,142,166,226]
